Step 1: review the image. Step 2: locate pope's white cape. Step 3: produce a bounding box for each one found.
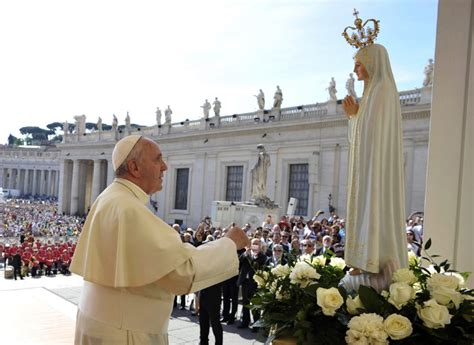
[71,178,238,288]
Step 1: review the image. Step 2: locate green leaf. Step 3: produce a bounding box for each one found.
[358,285,385,314]
[424,238,432,250]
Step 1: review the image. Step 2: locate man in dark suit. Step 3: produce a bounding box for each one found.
[221,248,245,325]
[315,235,334,255]
[199,282,223,345]
[12,252,23,280]
[265,244,287,267]
[237,238,267,330]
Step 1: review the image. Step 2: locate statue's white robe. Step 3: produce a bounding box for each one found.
[71,178,238,344]
[344,44,408,275]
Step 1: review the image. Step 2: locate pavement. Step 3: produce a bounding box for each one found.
[0,264,266,345]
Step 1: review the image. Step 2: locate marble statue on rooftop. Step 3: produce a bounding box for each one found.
[165,106,172,124]
[63,121,69,135]
[201,99,211,119]
[254,89,265,110]
[327,77,337,101]
[346,73,357,98]
[213,97,221,117]
[156,107,162,126]
[112,114,118,131]
[273,85,283,109]
[423,58,434,87]
[96,117,103,132]
[74,114,86,135]
[125,112,131,130]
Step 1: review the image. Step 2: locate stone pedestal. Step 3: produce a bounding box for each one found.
[211,201,281,229]
[420,86,432,104]
[254,109,264,122]
[327,100,337,114]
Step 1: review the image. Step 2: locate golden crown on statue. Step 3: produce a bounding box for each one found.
[342,9,380,49]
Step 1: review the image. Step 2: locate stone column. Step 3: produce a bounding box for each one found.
[31,169,38,195]
[7,168,12,189]
[424,0,473,287]
[58,162,66,214]
[24,169,30,195]
[91,159,102,202]
[39,170,45,195]
[70,160,80,215]
[13,169,19,190]
[55,169,60,197]
[106,159,115,186]
[47,170,53,196]
[0,168,4,189]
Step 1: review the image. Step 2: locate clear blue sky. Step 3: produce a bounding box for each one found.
[0,0,438,144]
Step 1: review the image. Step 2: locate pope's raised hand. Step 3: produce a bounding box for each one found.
[225,226,250,250]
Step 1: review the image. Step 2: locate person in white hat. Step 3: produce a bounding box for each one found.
[70,135,249,345]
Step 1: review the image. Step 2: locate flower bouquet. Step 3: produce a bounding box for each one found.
[251,239,473,344]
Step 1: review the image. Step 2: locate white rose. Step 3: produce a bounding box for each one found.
[329,257,346,270]
[253,271,268,288]
[275,286,290,301]
[271,264,291,278]
[346,295,365,315]
[417,299,452,329]
[427,273,459,290]
[345,329,369,345]
[269,280,278,293]
[430,286,464,309]
[298,254,312,262]
[408,251,419,266]
[392,268,417,285]
[388,282,415,310]
[311,255,326,266]
[289,261,320,288]
[445,272,466,288]
[316,287,344,316]
[347,313,388,344]
[383,314,413,340]
[413,282,423,293]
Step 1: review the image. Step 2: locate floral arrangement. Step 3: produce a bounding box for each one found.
[251,239,473,345]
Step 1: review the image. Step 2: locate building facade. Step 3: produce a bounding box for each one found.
[47,87,430,226]
[0,87,430,226]
[0,146,60,198]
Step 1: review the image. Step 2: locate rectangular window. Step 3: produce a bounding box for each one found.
[225,165,243,201]
[288,163,309,216]
[174,168,189,210]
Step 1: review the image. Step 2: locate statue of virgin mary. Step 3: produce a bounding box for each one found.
[341,43,408,292]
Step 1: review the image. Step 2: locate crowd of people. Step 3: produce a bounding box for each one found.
[0,197,424,342]
[172,212,424,340]
[0,198,84,280]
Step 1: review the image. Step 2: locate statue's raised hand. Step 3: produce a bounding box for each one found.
[342,95,359,118]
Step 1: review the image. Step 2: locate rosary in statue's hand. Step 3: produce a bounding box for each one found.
[342,95,359,118]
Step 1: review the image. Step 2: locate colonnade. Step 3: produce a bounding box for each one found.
[58,158,114,215]
[1,167,60,197]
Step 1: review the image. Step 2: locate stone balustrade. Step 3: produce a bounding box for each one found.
[63,88,428,144]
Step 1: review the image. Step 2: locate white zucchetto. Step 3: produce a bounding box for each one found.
[111,135,142,171]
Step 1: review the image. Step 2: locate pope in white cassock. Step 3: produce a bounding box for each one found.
[70,135,249,345]
[341,42,408,292]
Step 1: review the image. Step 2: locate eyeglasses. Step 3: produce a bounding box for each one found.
[282,235,289,238]
[274,249,283,252]
[303,244,313,247]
